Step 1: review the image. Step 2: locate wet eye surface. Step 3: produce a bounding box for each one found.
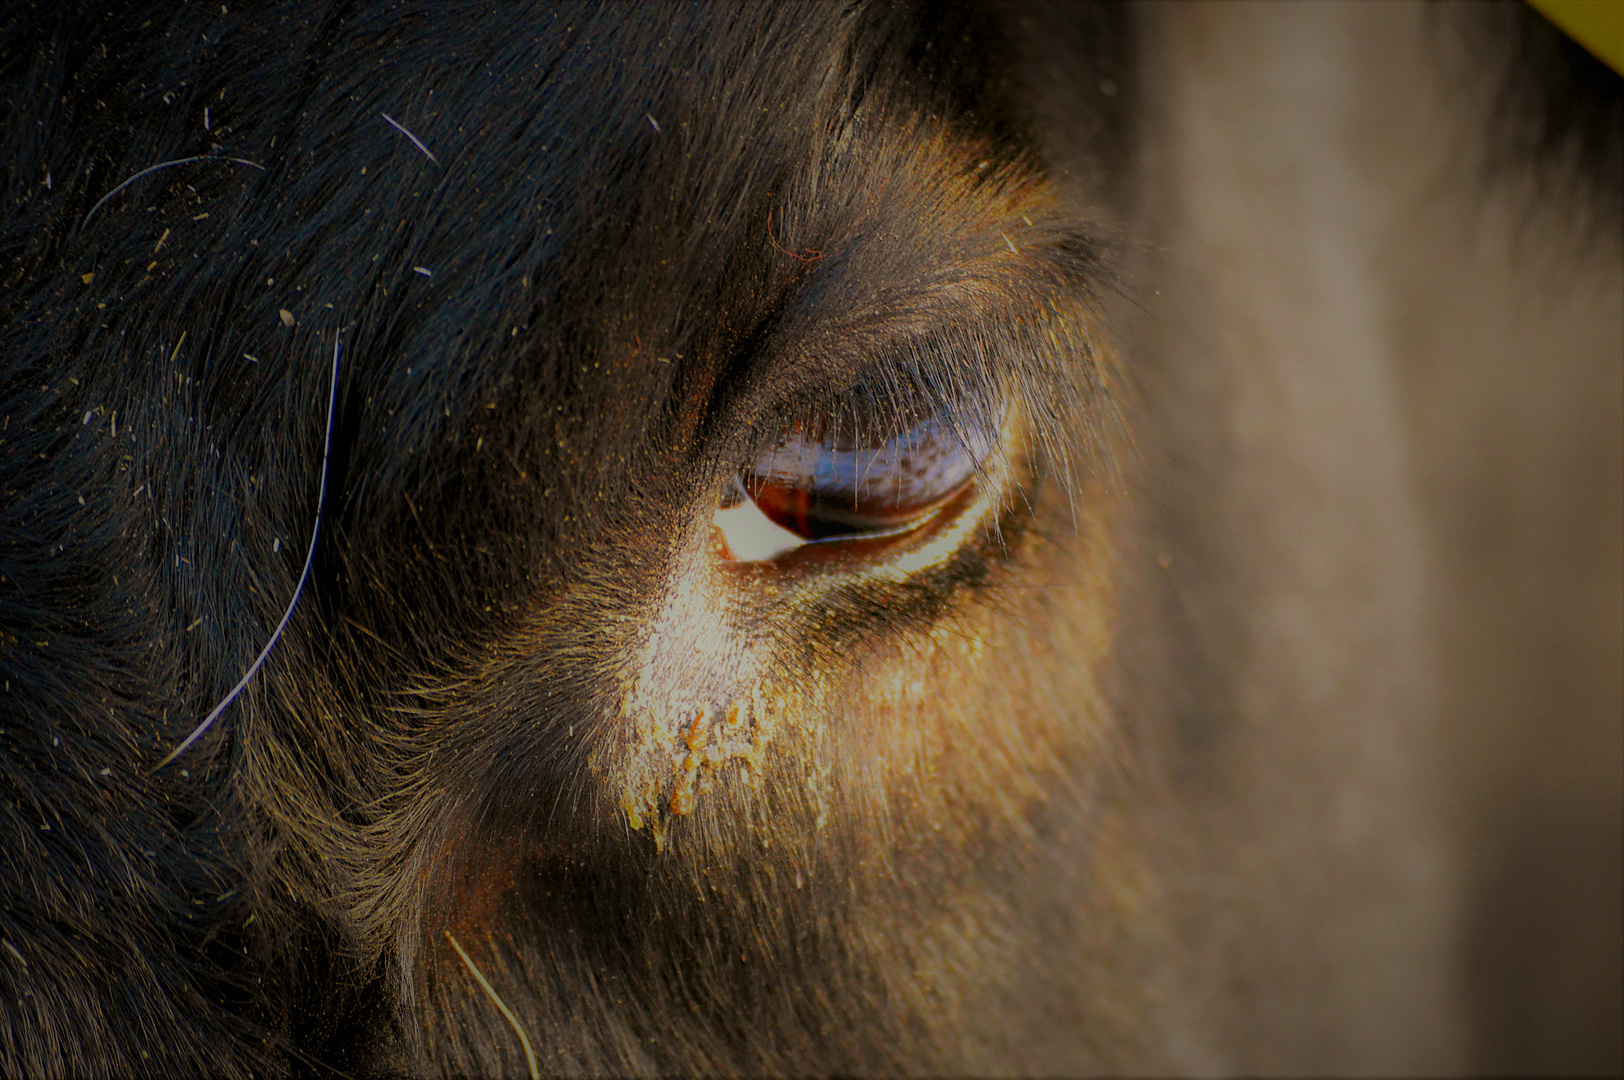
[715,387,1000,562]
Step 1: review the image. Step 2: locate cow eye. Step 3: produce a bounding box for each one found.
[714,387,999,562]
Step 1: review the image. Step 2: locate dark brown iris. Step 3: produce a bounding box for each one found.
[741,409,992,541]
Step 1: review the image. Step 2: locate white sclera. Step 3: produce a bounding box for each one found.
[713,495,809,562]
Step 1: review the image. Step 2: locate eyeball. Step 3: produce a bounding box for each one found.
[715,391,998,562]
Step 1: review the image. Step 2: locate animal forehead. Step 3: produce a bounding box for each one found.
[351,4,1023,297]
[294,2,1041,481]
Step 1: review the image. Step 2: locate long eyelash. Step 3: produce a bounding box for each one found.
[848,304,1107,508]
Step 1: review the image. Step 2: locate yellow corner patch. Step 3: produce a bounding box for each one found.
[1529,0,1624,76]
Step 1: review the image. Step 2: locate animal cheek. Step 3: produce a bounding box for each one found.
[586,532,785,846]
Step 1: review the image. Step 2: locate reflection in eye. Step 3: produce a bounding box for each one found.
[715,395,998,562]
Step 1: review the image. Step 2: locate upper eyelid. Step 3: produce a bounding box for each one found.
[771,225,1104,380]
[691,221,1106,461]
[717,337,1005,472]
[744,286,1083,399]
